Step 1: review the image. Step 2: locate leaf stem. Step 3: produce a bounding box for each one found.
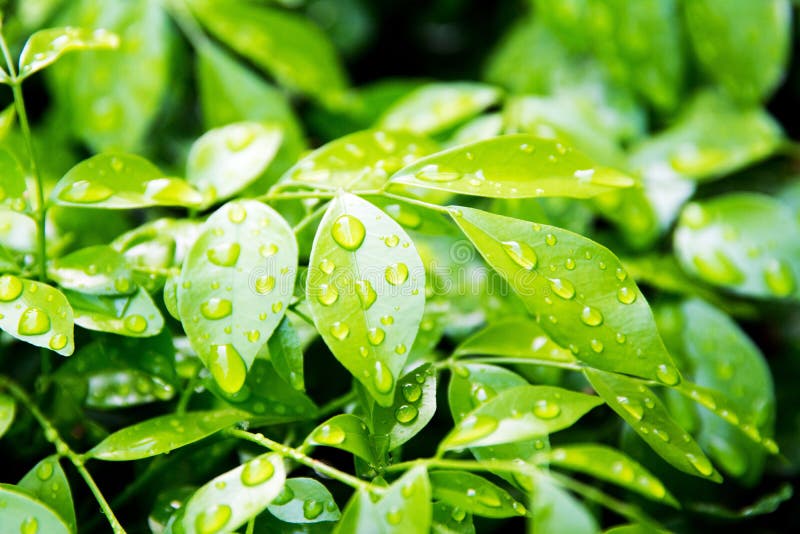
[0,376,127,534]
[259,190,337,202]
[378,191,451,214]
[292,201,329,235]
[317,389,358,419]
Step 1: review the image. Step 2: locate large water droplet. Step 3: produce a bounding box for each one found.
[386,507,403,525]
[395,404,418,424]
[319,259,335,274]
[303,499,324,520]
[402,382,422,403]
[331,215,366,251]
[385,263,409,285]
[317,283,339,306]
[195,504,232,534]
[616,286,637,304]
[201,298,232,320]
[355,280,377,308]
[372,361,394,394]
[470,383,496,406]
[20,517,38,534]
[58,179,114,203]
[549,278,575,299]
[656,364,680,386]
[590,339,604,353]
[207,242,241,267]
[580,306,603,326]
[380,315,394,325]
[255,275,275,295]
[502,240,537,270]
[273,485,295,505]
[384,235,400,247]
[227,204,247,224]
[330,322,349,340]
[367,327,385,346]
[686,453,714,476]
[763,259,795,297]
[533,399,561,419]
[616,396,644,421]
[241,456,275,486]
[313,423,345,445]
[18,307,51,336]
[123,314,147,333]
[681,203,709,229]
[447,414,498,448]
[36,461,53,481]
[0,274,23,301]
[209,344,247,394]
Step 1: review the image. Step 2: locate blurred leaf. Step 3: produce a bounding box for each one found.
[0,393,16,438]
[18,26,119,80]
[431,502,476,534]
[266,317,306,392]
[529,474,598,534]
[0,147,27,212]
[690,483,792,519]
[429,470,526,518]
[49,245,134,295]
[306,413,376,464]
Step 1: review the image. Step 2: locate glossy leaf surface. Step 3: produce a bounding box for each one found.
[19,456,77,533]
[49,245,134,295]
[455,318,575,365]
[18,26,119,79]
[306,414,376,464]
[372,363,436,453]
[529,475,597,534]
[267,477,341,524]
[429,470,526,518]
[67,287,164,337]
[0,484,71,534]
[0,148,27,211]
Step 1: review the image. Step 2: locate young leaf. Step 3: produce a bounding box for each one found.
[334,465,431,534]
[179,453,285,533]
[0,484,71,534]
[378,82,501,136]
[281,129,439,191]
[429,470,527,518]
[541,445,677,506]
[66,287,164,337]
[266,317,306,392]
[306,193,425,406]
[178,200,298,394]
[0,147,27,211]
[584,369,722,482]
[449,207,681,384]
[267,477,341,524]
[18,26,119,80]
[0,393,16,438]
[49,245,135,295]
[454,318,576,365]
[432,502,476,534]
[389,135,634,199]
[0,210,38,253]
[51,153,203,209]
[529,475,598,534]
[674,193,800,299]
[19,456,77,533]
[0,276,74,356]
[306,414,376,464]
[371,363,437,454]
[187,122,282,206]
[441,385,602,451]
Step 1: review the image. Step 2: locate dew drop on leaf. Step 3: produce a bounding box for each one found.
[580,306,603,327]
[590,339,604,353]
[367,327,385,346]
[655,364,680,386]
[317,283,339,306]
[273,485,295,505]
[331,214,366,251]
[124,314,147,333]
[616,396,644,421]
[533,399,561,419]
[207,242,241,267]
[380,315,394,325]
[303,499,324,520]
[447,414,498,448]
[330,321,349,340]
[227,204,247,224]
[20,517,38,534]
[58,179,114,203]
[313,424,346,445]
[501,240,537,270]
[395,404,418,424]
[414,164,461,182]
[0,274,23,301]
[549,278,575,300]
[616,286,637,304]
[209,344,247,394]
[372,361,394,394]
[36,461,53,481]
[763,258,795,297]
[240,456,275,486]
[385,263,409,285]
[319,259,335,274]
[200,298,233,320]
[195,504,232,534]
[254,275,276,295]
[401,382,422,403]
[355,280,377,309]
[18,307,51,336]
[686,453,714,476]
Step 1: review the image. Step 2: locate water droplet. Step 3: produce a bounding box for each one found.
[615,268,627,281]
[395,404,418,424]
[394,344,406,354]
[48,334,67,351]
[686,453,714,476]
[246,330,260,343]
[545,234,557,246]
[207,242,240,267]
[331,215,366,251]
[470,383,496,406]
[656,364,680,386]
[201,298,232,320]
[0,275,23,301]
[414,164,461,182]
[273,485,295,505]
[402,382,422,402]
[565,258,576,270]
[313,423,345,445]
[580,306,603,326]
[355,280,377,308]
[330,322,349,340]
[259,244,278,257]
[681,203,709,229]
[590,339,604,353]
[763,259,795,297]
[501,240,537,270]
[209,344,247,394]
[616,396,644,421]
[447,414,498,448]
[317,283,339,306]
[533,399,561,419]
[20,517,38,534]
[272,301,283,313]
[653,428,671,442]
[386,507,403,525]
[36,461,53,481]
[380,315,394,325]
[58,179,114,203]
[195,504,232,534]
[451,507,467,522]
[611,461,635,482]
[384,235,400,247]
[319,259,335,274]
[385,263,409,285]
[616,286,637,304]
[367,327,385,345]
[227,204,247,224]
[18,307,51,336]
[302,499,324,520]
[254,275,275,295]
[693,252,744,285]
[615,332,626,344]
[548,278,575,299]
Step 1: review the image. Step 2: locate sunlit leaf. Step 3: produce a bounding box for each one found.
[18,26,119,79]
[19,456,77,533]
[66,287,164,337]
[429,470,526,518]
[49,245,134,295]
[0,484,71,534]
[528,474,598,534]
[0,276,74,355]
[267,477,341,524]
[306,414,376,464]
[0,147,28,212]
[455,318,575,365]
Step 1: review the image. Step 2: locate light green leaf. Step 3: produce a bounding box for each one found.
[19,456,77,533]
[281,129,439,191]
[455,318,575,365]
[0,393,16,438]
[306,414,376,464]
[372,363,437,454]
[334,465,431,534]
[674,193,800,299]
[189,0,348,106]
[378,82,501,136]
[180,453,285,533]
[66,287,164,337]
[187,122,282,206]
[529,475,598,534]
[163,275,180,320]
[0,484,70,534]
[389,135,634,199]
[432,502,476,534]
[51,153,203,209]
[0,208,37,253]
[449,206,680,383]
[49,245,134,295]
[447,113,504,147]
[540,445,677,506]
[266,317,305,392]
[112,217,203,274]
[584,369,721,482]
[441,385,602,451]
[0,147,28,211]
[18,26,119,80]
[88,409,244,461]
[429,470,526,518]
[685,0,792,102]
[267,477,341,523]
[0,104,16,139]
[306,193,425,406]
[178,200,297,394]
[0,276,74,355]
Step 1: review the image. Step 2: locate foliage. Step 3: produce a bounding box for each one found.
[0,1,798,532]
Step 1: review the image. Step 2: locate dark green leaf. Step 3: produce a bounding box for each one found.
[432,502,476,534]
[429,470,526,518]
[267,477,341,523]
[0,484,71,534]
[529,474,598,534]
[266,317,305,392]
[19,456,77,533]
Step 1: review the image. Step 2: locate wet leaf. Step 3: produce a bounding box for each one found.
[0,147,27,211]
[267,477,341,523]
[455,318,575,365]
[49,245,134,295]
[19,456,77,533]
[529,474,597,534]
[0,276,74,355]
[305,414,376,464]
[266,317,305,392]
[0,393,16,438]
[66,287,164,338]
[18,26,119,79]
[429,470,526,518]
[0,484,71,534]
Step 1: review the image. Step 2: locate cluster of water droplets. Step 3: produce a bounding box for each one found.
[0,275,68,351]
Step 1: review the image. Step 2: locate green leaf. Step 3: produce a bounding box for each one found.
[455,318,575,365]
[178,200,298,394]
[541,445,677,506]
[0,484,71,534]
[88,409,244,461]
[0,210,37,253]
[371,363,437,454]
[281,129,439,191]
[529,474,597,534]
[189,0,348,106]
[267,477,341,523]
[0,103,16,139]
[187,122,282,206]
[334,465,431,534]
[674,193,800,299]
[690,483,792,519]
[429,470,526,518]
[378,82,501,136]
[389,135,634,199]
[18,26,119,80]
[0,147,28,212]
[0,392,16,438]
[685,0,792,102]
[306,193,425,406]
[179,453,285,533]
[0,276,74,356]
[583,369,722,482]
[306,414,376,464]
[51,153,203,209]
[449,206,680,383]
[431,502,476,534]
[66,287,164,337]
[49,245,134,295]
[266,317,305,392]
[441,385,602,451]
[163,275,180,320]
[19,456,77,533]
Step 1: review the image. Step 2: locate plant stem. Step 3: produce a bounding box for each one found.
[176,373,201,414]
[317,389,357,419]
[292,201,329,235]
[379,191,452,214]
[227,428,376,493]
[259,190,337,202]
[450,356,584,372]
[383,456,535,477]
[0,376,127,534]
